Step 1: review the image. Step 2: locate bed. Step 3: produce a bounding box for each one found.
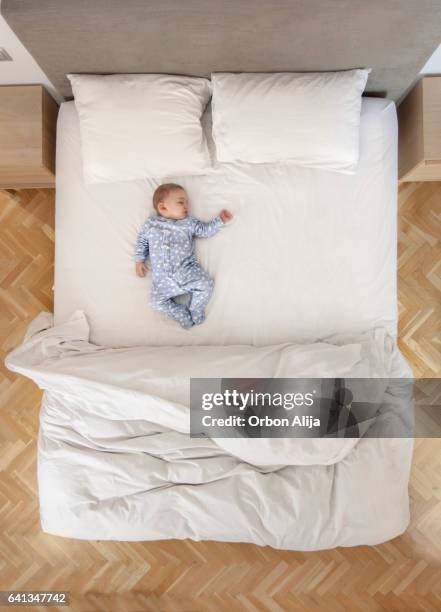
[5,95,415,548]
[5,0,438,550]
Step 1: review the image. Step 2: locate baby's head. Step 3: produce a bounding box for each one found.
[153,183,189,220]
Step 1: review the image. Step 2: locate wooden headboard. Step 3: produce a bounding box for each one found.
[3,0,441,101]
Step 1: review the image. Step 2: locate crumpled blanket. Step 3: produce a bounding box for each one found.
[5,311,413,549]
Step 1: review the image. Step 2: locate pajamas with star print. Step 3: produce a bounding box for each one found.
[134,215,223,328]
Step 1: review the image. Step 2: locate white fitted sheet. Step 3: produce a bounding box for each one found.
[54,98,398,347]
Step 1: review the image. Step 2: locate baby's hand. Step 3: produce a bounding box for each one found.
[220,209,233,223]
[136,262,148,277]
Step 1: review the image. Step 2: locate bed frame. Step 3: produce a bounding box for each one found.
[3,0,441,102]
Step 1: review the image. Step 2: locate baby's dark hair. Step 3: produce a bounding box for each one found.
[152,183,184,212]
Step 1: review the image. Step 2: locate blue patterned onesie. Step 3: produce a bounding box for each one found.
[134,215,223,328]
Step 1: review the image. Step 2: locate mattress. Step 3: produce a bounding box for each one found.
[54,98,398,347]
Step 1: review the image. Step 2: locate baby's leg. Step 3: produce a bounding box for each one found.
[150,292,193,329]
[187,274,214,325]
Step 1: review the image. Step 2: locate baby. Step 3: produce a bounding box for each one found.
[134,183,232,329]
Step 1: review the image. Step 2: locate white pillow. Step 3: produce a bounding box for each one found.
[211,70,370,172]
[68,74,212,183]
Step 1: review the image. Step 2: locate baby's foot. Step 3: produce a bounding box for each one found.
[191,311,206,326]
[177,308,194,329]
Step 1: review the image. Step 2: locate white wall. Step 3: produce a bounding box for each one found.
[421,43,441,74]
[0,1,62,102]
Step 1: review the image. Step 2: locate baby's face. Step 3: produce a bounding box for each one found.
[158,188,189,220]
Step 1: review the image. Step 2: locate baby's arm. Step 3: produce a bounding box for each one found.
[191,210,233,238]
[134,224,149,277]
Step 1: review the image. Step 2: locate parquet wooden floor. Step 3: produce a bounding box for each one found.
[0,184,440,612]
